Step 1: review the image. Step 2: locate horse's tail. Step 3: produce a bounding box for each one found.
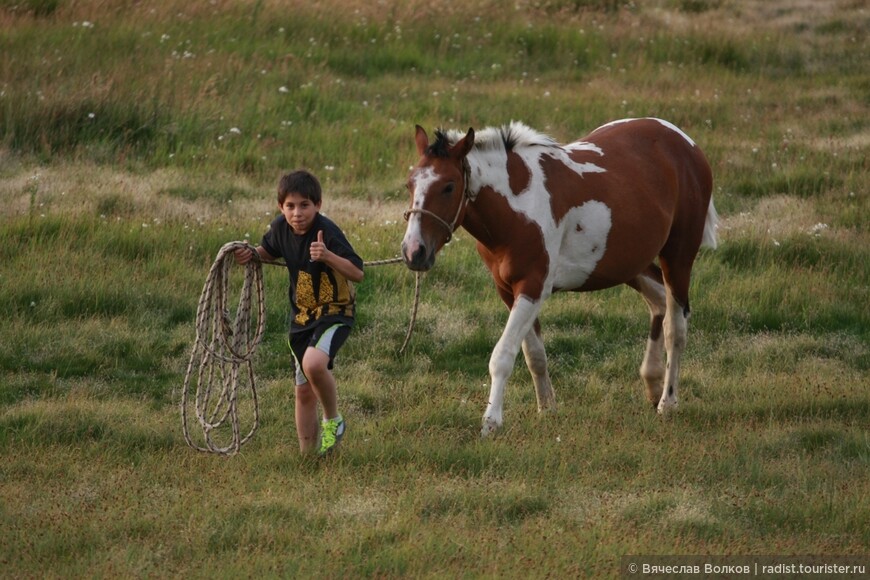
[701,198,719,250]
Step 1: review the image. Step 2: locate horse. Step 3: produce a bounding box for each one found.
[401,118,718,437]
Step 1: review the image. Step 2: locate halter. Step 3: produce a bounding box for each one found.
[403,158,473,244]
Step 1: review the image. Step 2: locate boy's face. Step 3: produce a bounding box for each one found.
[279,192,321,235]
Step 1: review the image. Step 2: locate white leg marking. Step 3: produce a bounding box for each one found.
[641,333,665,406]
[658,292,688,414]
[482,297,542,436]
[636,275,667,406]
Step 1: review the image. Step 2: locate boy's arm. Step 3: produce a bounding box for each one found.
[322,253,365,283]
[310,231,364,282]
[234,245,276,265]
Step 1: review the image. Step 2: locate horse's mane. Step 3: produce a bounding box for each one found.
[427,122,557,158]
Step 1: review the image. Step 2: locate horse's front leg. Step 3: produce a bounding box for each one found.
[482,297,542,437]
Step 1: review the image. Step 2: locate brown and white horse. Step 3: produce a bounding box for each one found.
[401,118,718,436]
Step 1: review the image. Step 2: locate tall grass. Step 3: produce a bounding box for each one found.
[3,0,864,186]
[1,0,868,577]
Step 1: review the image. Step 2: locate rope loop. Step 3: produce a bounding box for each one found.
[181,241,265,456]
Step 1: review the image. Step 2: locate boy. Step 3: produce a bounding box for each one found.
[235,170,364,456]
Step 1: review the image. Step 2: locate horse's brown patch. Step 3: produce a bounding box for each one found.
[506,150,531,195]
[463,186,548,302]
[540,153,595,225]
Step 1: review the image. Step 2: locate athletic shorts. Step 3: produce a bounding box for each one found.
[289,323,351,386]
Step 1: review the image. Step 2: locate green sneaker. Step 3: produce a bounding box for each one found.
[318,416,345,456]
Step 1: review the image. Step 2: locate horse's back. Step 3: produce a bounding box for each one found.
[585,118,712,203]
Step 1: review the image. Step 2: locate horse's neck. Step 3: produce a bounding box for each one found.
[461,187,509,250]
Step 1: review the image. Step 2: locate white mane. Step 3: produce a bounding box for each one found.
[446,121,558,152]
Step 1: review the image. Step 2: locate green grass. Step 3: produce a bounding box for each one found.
[1,0,869,577]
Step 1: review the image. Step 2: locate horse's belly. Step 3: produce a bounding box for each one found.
[550,201,612,290]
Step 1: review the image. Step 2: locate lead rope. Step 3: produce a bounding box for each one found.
[181,243,418,455]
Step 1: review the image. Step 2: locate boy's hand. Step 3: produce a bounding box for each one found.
[234,247,254,265]
[310,230,329,262]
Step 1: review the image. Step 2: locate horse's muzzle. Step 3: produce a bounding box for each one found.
[401,241,435,271]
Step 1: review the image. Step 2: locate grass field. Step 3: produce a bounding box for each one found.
[1,0,868,577]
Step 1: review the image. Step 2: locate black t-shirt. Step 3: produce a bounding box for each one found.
[261,213,364,333]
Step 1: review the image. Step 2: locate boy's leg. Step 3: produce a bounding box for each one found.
[294,381,320,453]
[304,349,344,456]
[302,324,351,455]
[303,350,345,455]
[302,347,339,420]
[300,323,351,420]
[290,337,321,454]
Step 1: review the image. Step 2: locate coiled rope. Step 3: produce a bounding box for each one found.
[181,241,418,455]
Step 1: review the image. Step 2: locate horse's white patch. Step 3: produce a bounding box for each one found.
[556,150,607,177]
[470,147,513,196]
[593,118,632,132]
[410,166,438,208]
[565,141,605,157]
[651,118,696,148]
[403,166,439,248]
[594,117,697,148]
[551,200,612,290]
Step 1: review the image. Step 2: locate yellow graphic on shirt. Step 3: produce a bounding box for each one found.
[294,271,315,326]
[294,270,355,326]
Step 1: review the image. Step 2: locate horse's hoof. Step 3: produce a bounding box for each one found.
[646,392,663,407]
[643,379,664,407]
[656,400,678,416]
[480,418,501,438]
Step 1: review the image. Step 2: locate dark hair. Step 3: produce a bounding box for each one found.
[277,170,322,205]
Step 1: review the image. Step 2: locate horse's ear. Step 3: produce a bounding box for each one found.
[453,127,475,159]
[415,125,429,156]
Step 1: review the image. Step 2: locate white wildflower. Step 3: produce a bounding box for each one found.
[809,223,829,236]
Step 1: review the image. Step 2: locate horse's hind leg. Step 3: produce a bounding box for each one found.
[628,266,667,407]
[657,255,694,414]
[522,320,556,413]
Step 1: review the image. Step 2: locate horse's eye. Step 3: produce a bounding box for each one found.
[443,183,455,195]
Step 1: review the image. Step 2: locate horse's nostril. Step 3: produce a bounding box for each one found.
[412,245,427,265]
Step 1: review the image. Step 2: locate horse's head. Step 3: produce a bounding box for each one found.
[401,125,475,271]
